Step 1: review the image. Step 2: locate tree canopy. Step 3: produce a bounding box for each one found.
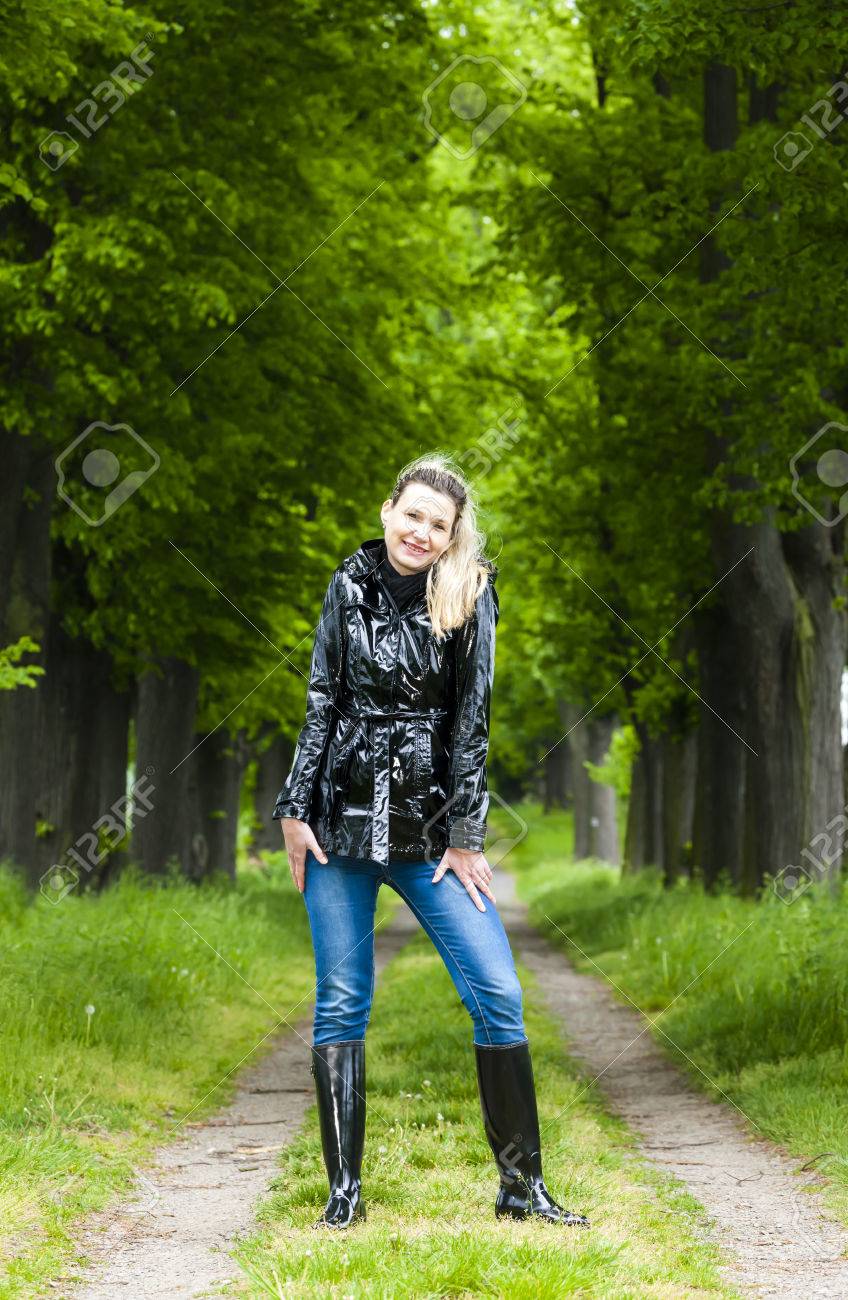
[2,0,845,895]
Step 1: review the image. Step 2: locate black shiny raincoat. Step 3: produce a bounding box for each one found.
[271,537,499,865]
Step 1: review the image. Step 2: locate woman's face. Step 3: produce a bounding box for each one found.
[380,483,457,575]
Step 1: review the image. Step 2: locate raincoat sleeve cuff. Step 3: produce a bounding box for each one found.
[271,796,311,823]
[447,816,487,851]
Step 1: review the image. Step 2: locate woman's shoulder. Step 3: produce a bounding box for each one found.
[464,561,499,630]
[480,559,499,617]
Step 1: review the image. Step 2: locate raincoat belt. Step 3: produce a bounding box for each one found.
[334,706,451,720]
[332,705,450,860]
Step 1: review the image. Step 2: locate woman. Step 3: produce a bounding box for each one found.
[273,453,588,1231]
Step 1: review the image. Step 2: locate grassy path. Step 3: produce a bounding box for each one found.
[506,806,848,1235]
[0,860,389,1299]
[5,854,729,1297]
[12,813,843,1297]
[60,899,418,1298]
[497,867,848,1298]
[231,887,733,1298]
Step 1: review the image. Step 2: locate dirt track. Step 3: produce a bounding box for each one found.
[61,904,419,1299]
[497,869,848,1298]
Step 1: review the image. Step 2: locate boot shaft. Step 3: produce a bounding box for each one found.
[311,1038,367,1186]
[474,1041,543,1187]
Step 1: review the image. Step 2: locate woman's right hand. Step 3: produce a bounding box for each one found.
[280,817,328,893]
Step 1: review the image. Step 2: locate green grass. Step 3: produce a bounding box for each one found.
[13,804,838,1296]
[230,929,734,1298]
[0,855,395,1299]
[506,802,848,1228]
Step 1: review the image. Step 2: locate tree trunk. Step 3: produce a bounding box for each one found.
[787,529,847,891]
[542,741,570,812]
[588,713,620,864]
[185,726,249,881]
[32,618,131,884]
[566,707,591,860]
[550,693,573,811]
[133,658,200,876]
[661,727,697,885]
[88,669,133,889]
[694,66,846,893]
[691,601,748,888]
[623,724,662,872]
[566,703,619,863]
[692,61,749,890]
[693,464,845,898]
[0,433,53,885]
[252,726,295,852]
[738,520,844,892]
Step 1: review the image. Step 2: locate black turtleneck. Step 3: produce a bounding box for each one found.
[378,540,431,610]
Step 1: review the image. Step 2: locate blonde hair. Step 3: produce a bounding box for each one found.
[387,452,495,639]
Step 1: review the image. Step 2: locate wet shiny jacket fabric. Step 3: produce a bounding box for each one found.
[271,537,499,865]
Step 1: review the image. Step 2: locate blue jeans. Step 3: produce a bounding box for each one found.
[302,850,528,1048]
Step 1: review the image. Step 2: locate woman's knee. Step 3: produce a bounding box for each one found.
[304,860,378,1044]
[313,973,372,1044]
[470,969,527,1045]
[494,968,526,1022]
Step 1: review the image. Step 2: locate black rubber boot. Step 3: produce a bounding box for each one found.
[310,1039,367,1228]
[475,1041,589,1227]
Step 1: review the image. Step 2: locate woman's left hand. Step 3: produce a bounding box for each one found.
[431,847,496,912]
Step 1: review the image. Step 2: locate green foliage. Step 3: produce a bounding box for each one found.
[2,0,466,739]
[428,0,848,773]
[0,638,45,691]
[585,723,639,800]
[3,0,846,770]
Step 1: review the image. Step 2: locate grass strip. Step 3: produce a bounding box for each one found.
[0,855,395,1298]
[233,917,733,1298]
[507,802,848,1229]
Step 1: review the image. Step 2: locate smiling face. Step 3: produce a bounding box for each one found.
[380,482,458,575]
